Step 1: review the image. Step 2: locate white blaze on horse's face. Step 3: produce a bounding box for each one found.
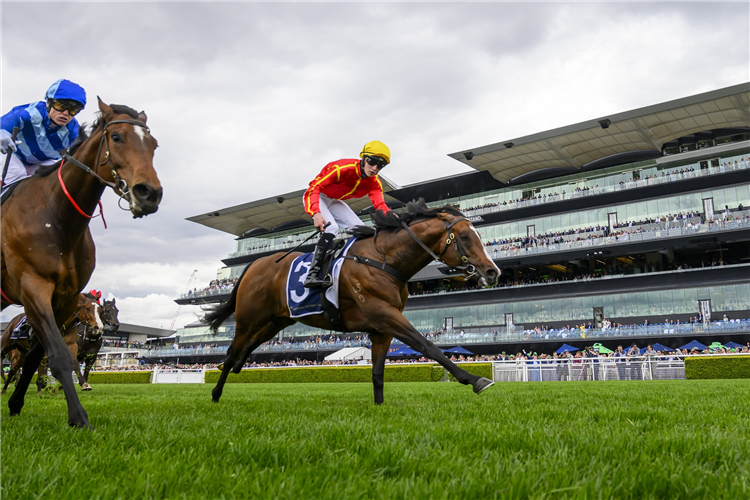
[94,303,104,331]
[133,125,146,144]
[469,225,501,282]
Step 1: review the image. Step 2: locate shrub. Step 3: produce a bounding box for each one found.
[685,356,750,379]
[205,364,438,384]
[86,371,152,384]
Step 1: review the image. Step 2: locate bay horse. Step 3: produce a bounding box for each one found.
[1,293,102,394]
[0,98,162,428]
[203,200,501,405]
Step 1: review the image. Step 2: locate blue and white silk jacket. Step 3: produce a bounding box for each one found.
[1,101,80,166]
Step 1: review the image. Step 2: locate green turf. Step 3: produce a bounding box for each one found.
[1,380,748,500]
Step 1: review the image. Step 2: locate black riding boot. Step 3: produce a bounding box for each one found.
[304,232,335,289]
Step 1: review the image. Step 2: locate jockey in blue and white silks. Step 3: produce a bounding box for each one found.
[1,79,86,185]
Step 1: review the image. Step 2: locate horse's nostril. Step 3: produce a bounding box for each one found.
[132,183,162,204]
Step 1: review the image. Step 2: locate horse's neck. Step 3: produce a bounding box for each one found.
[378,222,444,278]
[53,128,108,227]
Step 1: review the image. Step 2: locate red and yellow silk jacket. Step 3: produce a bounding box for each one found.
[303,158,388,217]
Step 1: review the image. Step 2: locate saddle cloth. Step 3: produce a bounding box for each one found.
[286,237,356,318]
[9,316,31,341]
[1,179,23,206]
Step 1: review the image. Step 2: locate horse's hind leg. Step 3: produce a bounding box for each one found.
[8,342,45,416]
[212,318,290,403]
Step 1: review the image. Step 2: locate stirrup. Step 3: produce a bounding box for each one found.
[304,272,332,289]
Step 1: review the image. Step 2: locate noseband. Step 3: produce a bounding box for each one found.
[60,119,151,210]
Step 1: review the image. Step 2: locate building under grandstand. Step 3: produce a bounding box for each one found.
[166,83,750,364]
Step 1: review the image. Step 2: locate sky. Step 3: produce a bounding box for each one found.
[1,1,748,331]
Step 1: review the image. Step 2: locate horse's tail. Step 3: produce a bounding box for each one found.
[201,262,254,334]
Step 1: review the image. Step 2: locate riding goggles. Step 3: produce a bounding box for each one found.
[49,99,83,116]
[364,156,388,169]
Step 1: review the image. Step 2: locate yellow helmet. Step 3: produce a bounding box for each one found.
[360,140,390,165]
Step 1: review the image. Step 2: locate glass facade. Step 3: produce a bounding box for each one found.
[403,284,750,332]
[477,185,749,242]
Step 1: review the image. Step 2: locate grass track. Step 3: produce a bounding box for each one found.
[1,380,749,500]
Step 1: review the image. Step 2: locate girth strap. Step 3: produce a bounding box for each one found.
[344,254,409,283]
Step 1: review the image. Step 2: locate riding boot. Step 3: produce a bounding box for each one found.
[304,232,335,289]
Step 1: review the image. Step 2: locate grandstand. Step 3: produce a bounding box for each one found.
[171,83,750,363]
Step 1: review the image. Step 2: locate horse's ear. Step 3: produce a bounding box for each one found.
[97,96,114,117]
[112,298,116,304]
[138,111,147,123]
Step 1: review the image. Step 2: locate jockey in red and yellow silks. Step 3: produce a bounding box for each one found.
[303,140,391,288]
[303,159,388,218]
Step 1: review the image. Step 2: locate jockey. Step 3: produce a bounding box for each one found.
[302,140,391,288]
[88,289,102,304]
[1,79,86,186]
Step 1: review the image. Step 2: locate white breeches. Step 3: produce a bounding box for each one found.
[1,153,55,185]
[310,194,365,235]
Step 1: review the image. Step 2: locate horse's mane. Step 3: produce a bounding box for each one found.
[34,104,141,178]
[349,199,464,239]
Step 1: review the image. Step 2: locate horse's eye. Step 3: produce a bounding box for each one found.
[111,132,122,143]
[460,234,470,241]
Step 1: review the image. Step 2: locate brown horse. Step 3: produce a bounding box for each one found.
[74,297,120,390]
[203,200,501,405]
[1,293,102,394]
[0,99,162,428]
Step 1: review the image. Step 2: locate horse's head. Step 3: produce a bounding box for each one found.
[96,98,163,218]
[78,294,104,335]
[100,298,120,333]
[437,212,501,288]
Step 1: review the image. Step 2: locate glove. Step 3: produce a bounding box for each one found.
[1,129,21,154]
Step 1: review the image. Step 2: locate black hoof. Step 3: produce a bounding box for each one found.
[473,377,495,394]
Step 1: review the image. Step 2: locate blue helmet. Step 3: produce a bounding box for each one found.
[45,79,87,108]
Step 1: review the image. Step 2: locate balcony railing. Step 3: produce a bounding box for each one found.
[463,161,748,218]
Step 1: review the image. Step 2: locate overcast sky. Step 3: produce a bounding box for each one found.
[1,1,748,330]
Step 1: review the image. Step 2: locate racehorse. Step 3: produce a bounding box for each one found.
[0,99,161,428]
[0,294,102,394]
[203,200,501,405]
[74,297,120,390]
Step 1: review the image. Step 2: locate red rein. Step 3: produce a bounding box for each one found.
[57,160,107,229]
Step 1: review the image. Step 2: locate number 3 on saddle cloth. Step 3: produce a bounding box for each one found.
[286,237,356,331]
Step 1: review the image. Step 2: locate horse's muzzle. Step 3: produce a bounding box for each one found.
[479,267,500,288]
[131,183,163,218]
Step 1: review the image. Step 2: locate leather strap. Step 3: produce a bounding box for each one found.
[344,254,409,283]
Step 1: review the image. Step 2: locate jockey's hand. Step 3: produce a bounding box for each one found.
[313,213,327,232]
[1,129,20,154]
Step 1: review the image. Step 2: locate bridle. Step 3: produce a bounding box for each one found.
[346,215,478,283]
[76,299,103,342]
[399,216,478,279]
[59,118,151,212]
[57,297,100,340]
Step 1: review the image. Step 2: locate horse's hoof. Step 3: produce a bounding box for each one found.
[473,377,495,394]
[69,419,94,430]
[82,383,92,391]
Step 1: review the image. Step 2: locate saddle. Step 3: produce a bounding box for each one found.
[1,179,24,206]
[9,316,32,341]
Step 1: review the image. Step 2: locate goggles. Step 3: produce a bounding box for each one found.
[364,155,388,169]
[49,99,83,116]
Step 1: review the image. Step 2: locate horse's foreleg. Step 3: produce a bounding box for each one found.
[374,310,493,394]
[20,285,92,429]
[8,342,44,416]
[81,355,95,390]
[370,339,391,405]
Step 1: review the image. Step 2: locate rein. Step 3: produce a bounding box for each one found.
[347,215,477,283]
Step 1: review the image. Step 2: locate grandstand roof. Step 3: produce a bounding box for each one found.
[188,174,401,236]
[449,82,750,183]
